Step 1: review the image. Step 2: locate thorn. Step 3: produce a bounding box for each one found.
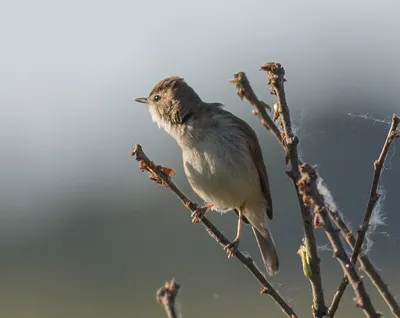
[260,100,272,111]
[130,144,140,157]
[169,279,180,291]
[285,151,290,165]
[261,119,271,130]
[313,214,322,228]
[285,170,295,179]
[149,175,163,185]
[260,287,270,295]
[139,160,150,172]
[354,296,363,309]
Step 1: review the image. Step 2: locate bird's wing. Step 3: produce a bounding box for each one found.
[236,118,274,220]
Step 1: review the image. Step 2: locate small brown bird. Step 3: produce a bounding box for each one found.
[135,76,279,275]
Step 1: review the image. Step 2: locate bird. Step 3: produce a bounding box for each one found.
[135,76,279,275]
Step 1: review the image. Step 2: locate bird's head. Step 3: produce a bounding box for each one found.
[135,76,202,130]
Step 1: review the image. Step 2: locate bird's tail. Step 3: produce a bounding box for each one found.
[252,225,279,276]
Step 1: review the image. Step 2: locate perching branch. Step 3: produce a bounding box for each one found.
[156,279,180,318]
[328,114,400,317]
[231,67,328,318]
[131,144,299,318]
[298,163,381,318]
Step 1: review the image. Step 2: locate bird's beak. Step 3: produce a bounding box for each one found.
[134,97,148,104]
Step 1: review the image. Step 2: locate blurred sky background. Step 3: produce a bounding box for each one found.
[1,1,400,317]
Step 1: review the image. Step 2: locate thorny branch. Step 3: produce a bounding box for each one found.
[328,114,400,317]
[131,144,299,318]
[298,163,381,318]
[231,64,400,317]
[231,66,328,318]
[156,279,180,318]
[229,72,285,148]
[352,114,400,267]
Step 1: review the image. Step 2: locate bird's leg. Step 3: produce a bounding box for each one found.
[190,203,214,224]
[224,202,245,258]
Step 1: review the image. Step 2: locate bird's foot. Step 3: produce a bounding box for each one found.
[191,204,214,224]
[224,238,240,258]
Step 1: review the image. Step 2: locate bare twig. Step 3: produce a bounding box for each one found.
[230,72,285,147]
[352,114,399,265]
[132,144,299,318]
[231,63,327,317]
[298,163,381,317]
[232,65,399,317]
[328,114,400,317]
[327,205,400,318]
[156,279,180,318]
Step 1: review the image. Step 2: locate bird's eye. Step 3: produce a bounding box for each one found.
[154,95,161,102]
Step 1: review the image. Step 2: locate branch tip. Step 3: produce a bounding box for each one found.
[156,279,181,318]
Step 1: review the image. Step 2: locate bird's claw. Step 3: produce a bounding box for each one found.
[224,239,240,258]
[191,204,213,224]
[191,207,207,224]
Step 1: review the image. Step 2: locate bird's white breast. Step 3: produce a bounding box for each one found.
[181,126,261,211]
[150,105,263,211]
